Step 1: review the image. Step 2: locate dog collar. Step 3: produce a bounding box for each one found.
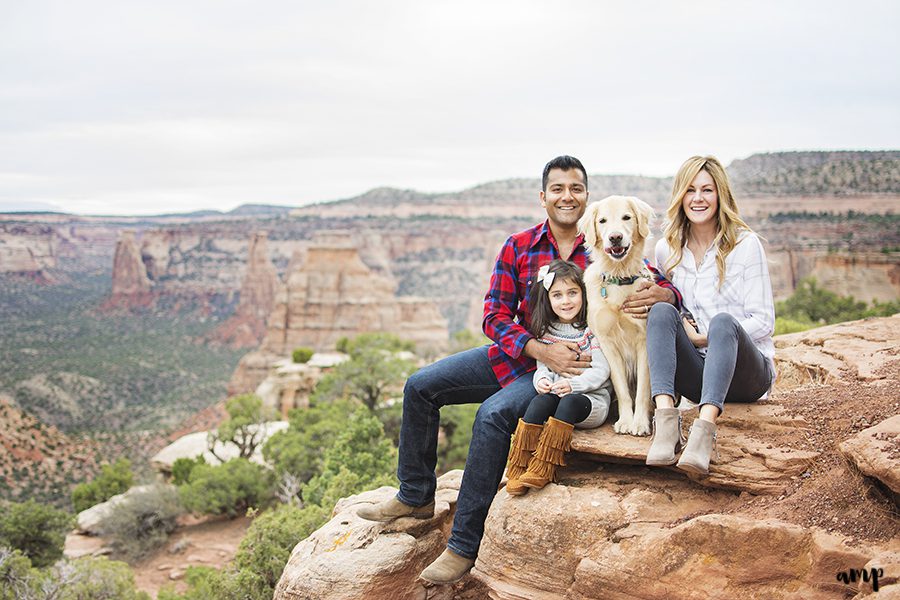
[598,271,653,298]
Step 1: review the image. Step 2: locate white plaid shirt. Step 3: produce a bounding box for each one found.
[655,232,776,372]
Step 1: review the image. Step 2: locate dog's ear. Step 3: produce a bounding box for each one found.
[631,198,654,239]
[578,202,599,248]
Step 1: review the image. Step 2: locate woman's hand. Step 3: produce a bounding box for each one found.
[536,378,552,394]
[682,317,708,348]
[550,380,572,395]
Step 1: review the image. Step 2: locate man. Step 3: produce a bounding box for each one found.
[358,155,679,584]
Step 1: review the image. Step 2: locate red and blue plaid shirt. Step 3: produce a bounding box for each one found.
[482,219,681,387]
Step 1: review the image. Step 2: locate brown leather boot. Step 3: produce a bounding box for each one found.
[505,418,544,496]
[519,417,573,490]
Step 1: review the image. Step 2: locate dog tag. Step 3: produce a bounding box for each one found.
[600,286,607,298]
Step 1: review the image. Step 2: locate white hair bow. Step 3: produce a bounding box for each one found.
[537,264,555,291]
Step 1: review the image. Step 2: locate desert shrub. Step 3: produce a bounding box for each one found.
[207,394,276,462]
[179,458,275,517]
[313,333,416,410]
[171,455,207,486]
[72,458,134,512]
[98,484,183,561]
[777,277,900,326]
[233,504,330,592]
[0,500,73,568]
[291,347,314,364]
[0,549,150,600]
[57,555,151,599]
[262,399,353,482]
[774,317,815,336]
[300,410,396,507]
[0,547,37,600]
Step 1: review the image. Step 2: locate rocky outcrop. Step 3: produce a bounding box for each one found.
[275,471,488,600]
[261,242,447,354]
[206,231,281,347]
[253,353,346,418]
[570,402,818,495]
[772,314,900,388]
[230,238,449,394]
[104,231,153,307]
[566,514,880,600]
[0,222,59,279]
[839,415,900,500]
[273,315,900,600]
[150,421,289,475]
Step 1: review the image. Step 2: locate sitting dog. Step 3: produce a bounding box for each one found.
[578,195,655,436]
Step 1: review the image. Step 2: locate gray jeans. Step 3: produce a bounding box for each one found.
[647,303,773,412]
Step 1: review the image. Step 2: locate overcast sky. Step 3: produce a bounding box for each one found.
[1,1,898,215]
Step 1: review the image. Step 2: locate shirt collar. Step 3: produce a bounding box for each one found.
[530,219,586,251]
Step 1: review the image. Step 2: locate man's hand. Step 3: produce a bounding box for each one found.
[621,280,676,320]
[525,340,590,377]
[550,379,572,395]
[535,378,552,394]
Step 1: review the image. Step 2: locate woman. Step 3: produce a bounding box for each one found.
[645,155,775,474]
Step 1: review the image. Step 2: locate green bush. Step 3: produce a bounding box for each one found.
[0,549,150,600]
[98,484,183,561]
[291,347,314,364]
[774,317,815,336]
[58,556,151,599]
[262,400,352,482]
[300,410,397,507]
[777,277,900,326]
[0,547,36,600]
[233,504,330,591]
[313,333,416,411]
[72,458,134,512]
[171,455,207,486]
[179,458,275,518]
[207,394,275,462]
[0,500,73,568]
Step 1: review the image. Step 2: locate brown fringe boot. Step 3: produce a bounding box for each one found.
[519,417,574,490]
[505,418,544,496]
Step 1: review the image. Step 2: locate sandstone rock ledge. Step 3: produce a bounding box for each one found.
[274,471,488,600]
[274,316,899,600]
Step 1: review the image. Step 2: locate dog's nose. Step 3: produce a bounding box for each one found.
[609,233,623,247]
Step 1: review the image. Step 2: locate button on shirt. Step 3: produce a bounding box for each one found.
[654,232,776,372]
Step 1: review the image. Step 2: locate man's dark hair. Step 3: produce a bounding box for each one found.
[542,155,588,192]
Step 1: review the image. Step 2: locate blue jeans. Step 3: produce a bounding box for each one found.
[647,303,773,412]
[396,345,536,559]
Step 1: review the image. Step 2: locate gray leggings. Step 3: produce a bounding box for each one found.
[647,303,773,413]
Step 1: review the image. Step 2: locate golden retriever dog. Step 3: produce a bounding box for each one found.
[578,195,655,436]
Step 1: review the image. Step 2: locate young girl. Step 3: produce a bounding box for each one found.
[505,259,612,496]
[645,155,775,474]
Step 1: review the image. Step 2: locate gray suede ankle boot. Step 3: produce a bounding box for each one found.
[676,419,717,475]
[645,407,685,466]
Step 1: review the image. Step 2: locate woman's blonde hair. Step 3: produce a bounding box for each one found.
[662,155,753,288]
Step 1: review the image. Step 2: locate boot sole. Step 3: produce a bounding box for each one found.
[358,510,435,522]
[419,572,469,585]
[676,461,709,475]
[645,457,678,466]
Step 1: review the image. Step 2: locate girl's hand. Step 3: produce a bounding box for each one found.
[550,380,572,395]
[536,378,552,394]
[682,317,708,348]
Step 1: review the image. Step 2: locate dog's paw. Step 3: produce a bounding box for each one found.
[630,416,651,436]
[613,417,632,434]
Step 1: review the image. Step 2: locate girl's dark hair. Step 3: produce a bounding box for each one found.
[527,259,587,338]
